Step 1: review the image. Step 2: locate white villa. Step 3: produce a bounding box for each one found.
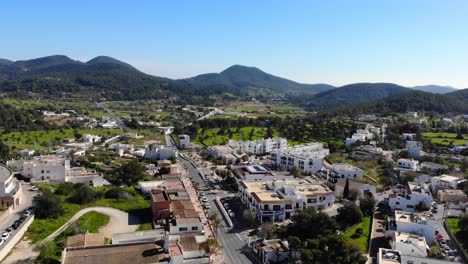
[144,144,178,160]
[329,163,363,179]
[388,182,433,212]
[346,125,381,147]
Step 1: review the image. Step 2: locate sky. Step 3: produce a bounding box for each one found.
[1,0,468,88]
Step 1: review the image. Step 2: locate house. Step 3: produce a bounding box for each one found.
[406,112,418,118]
[397,159,419,171]
[109,143,134,153]
[388,210,435,244]
[377,248,401,264]
[151,189,172,220]
[270,143,329,173]
[61,241,171,264]
[0,163,22,209]
[18,149,35,158]
[69,167,108,187]
[329,163,363,179]
[111,229,166,245]
[22,155,71,183]
[442,118,453,125]
[222,153,238,165]
[239,178,335,223]
[400,133,417,141]
[437,189,468,203]
[390,232,427,257]
[388,182,433,212]
[178,135,190,149]
[253,239,290,264]
[138,180,165,196]
[406,141,423,158]
[206,145,235,159]
[334,178,376,198]
[228,138,288,155]
[145,144,178,160]
[82,134,102,144]
[430,174,466,190]
[420,162,448,173]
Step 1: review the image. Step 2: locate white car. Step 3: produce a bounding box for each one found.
[201,197,208,202]
[224,203,229,209]
[1,232,10,240]
[229,212,236,218]
[203,203,211,209]
[0,239,4,246]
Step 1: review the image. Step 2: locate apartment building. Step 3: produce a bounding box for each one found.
[406,141,423,158]
[206,145,235,158]
[178,135,190,149]
[231,165,294,182]
[270,143,329,173]
[346,125,380,147]
[388,182,433,212]
[82,134,102,144]
[388,210,435,244]
[239,178,335,223]
[22,155,71,182]
[228,137,287,155]
[0,163,22,209]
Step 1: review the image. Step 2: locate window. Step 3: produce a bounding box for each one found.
[273,205,281,211]
[308,198,317,203]
[285,204,292,209]
[396,202,400,205]
[179,227,188,232]
[191,226,198,231]
[406,205,414,209]
[263,205,269,210]
[41,170,44,174]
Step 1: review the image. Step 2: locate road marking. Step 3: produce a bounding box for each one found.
[236,233,242,241]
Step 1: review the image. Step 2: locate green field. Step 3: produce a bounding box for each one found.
[0,128,125,151]
[36,211,110,263]
[27,186,150,243]
[422,132,468,146]
[194,126,280,146]
[343,216,371,253]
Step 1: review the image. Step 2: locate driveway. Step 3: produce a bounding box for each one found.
[2,207,138,264]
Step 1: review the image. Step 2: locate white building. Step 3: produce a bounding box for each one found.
[390,232,428,257]
[334,178,376,198]
[239,178,335,223]
[442,118,453,125]
[178,135,190,149]
[206,145,235,159]
[69,167,108,187]
[109,143,134,153]
[346,125,380,147]
[397,159,419,171]
[406,141,423,158]
[329,163,363,179]
[144,144,178,160]
[253,239,290,264]
[388,182,433,212]
[388,210,435,244]
[431,174,466,190]
[22,155,71,183]
[0,164,22,209]
[406,112,418,118]
[270,143,329,173]
[231,165,294,182]
[228,138,287,155]
[82,134,102,144]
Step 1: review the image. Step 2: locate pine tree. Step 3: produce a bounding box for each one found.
[343,178,350,198]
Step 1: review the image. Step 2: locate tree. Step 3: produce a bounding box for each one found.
[336,202,363,228]
[110,160,145,186]
[343,178,350,198]
[69,185,101,204]
[288,236,301,263]
[258,223,277,240]
[33,191,64,219]
[359,196,376,216]
[415,201,429,212]
[461,158,468,173]
[348,189,359,201]
[212,217,222,236]
[199,239,222,264]
[0,140,11,160]
[243,209,257,227]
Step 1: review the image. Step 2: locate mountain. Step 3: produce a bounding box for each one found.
[0,59,13,65]
[305,83,413,110]
[86,56,137,71]
[411,85,457,94]
[330,89,468,115]
[178,65,335,95]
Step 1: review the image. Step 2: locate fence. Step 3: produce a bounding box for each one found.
[443,220,468,264]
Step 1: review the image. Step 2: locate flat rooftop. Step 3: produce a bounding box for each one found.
[63,241,170,264]
[394,210,428,225]
[394,232,426,247]
[331,163,362,172]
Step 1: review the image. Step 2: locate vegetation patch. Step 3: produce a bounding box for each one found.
[343,216,371,253]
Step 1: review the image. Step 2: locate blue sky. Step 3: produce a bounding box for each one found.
[1,0,468,88]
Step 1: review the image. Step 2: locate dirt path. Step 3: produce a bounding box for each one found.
[2,207,138,264]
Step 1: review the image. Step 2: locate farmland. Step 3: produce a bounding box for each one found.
[422,132,468,146]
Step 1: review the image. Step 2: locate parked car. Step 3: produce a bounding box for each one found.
[5,227,14,233]
[0,239,4,246]
[198,191,205,197]
[229,211,236,218]
[448,250,456,261]
[223,203,229,209]
[431,208,438,213]
[1,232,10,240]
[201,197,208,202]
[23,210,32,217]
[203,203,211,209]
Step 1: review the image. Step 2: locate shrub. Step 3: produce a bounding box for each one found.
[104,188,134,200]
[33,191,64,219]
[68,185,102,204]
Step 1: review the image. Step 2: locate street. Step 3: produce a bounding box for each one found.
[178,156,261,264]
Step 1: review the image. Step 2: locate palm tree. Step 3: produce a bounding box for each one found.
[212,217,222,236]
[199,239,222,264]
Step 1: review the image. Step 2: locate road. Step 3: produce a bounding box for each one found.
[0,182,36,238]
[178,156,261,264]
[95,101,124,126]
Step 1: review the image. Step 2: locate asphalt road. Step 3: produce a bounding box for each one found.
[178,156,261,264]
[0,182,36,236]
[95,101,124,126]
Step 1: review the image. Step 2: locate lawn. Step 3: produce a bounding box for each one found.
[36,211,110,263]
[422,132,468,146]
[447,218,460,234]
[27,186,150,243]
[0,128,124,151]
[343,217,371,253]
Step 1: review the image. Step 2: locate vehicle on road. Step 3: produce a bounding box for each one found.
[0,239,4,246]
[5,227,14,233]
[204,203,211,209]
[201,197,208,202]
[1,232,10,240]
